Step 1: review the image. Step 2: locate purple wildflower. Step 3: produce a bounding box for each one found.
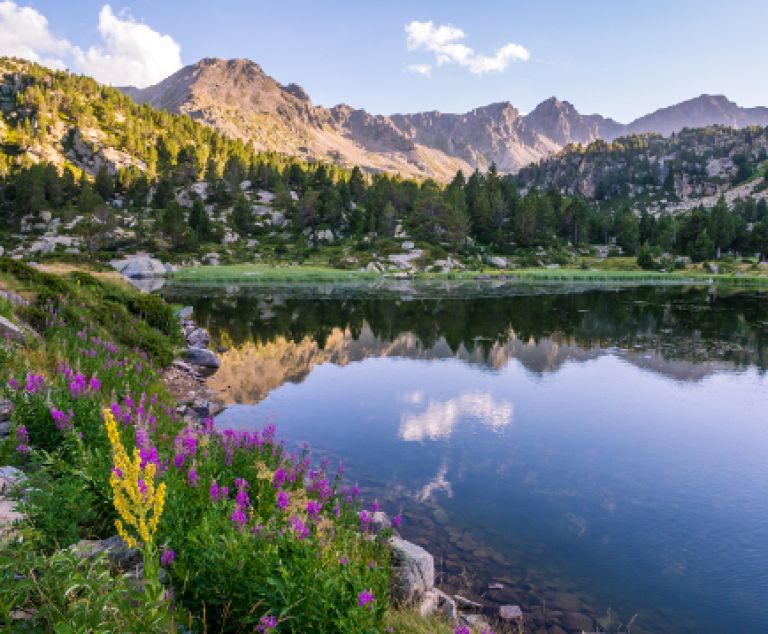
[256,614,278,633]
[276,489,289,510]
[236,489,251,508]
[7,377,19,390]
[272,467,286,489]
[187,468,199,488]
[357,589,375,610]
[289,516,309,540]
[209,480,220,502]
[172,453,185,470]
[88,376,101,392]
[339,555,349,566]
[306,500,322,520]
[137,479,148,496]
[454,627,471,634]
[160,548,175,567]
[15,425,30,455]
[393,514,402,529]
[231,506,247,530]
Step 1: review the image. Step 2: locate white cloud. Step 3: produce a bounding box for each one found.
[0,3,182,88]
[405,63,432,77]
[75,6,182,87]
[399,391,513,441]
[0,1,74,69]
[405,20,529,76]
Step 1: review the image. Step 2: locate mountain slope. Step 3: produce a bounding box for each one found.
[124,58,768,180]
[627,94,768,137]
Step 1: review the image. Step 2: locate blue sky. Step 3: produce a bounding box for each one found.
[2,0,766,121]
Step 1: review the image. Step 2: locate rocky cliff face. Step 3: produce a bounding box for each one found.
[124,58,768,180]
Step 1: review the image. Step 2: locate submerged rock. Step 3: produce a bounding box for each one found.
[389,536,435,605]
[185,347,220,369]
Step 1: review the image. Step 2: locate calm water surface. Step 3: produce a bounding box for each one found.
[164,282,768,633]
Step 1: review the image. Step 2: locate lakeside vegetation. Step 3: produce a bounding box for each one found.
[168,259,768,286]
[0,259,406,633]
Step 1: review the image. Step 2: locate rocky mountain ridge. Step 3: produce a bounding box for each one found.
[123,57,768,179]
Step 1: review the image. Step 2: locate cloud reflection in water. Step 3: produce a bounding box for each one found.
[399,390,513,441]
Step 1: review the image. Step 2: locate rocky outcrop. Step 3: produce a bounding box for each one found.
[111,255,169,279]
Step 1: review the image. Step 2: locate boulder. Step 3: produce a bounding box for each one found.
[111,256,167,279]
[0,316,26,343]
[186,328,210,348]
[561,611,593,632]
[185,347,220,369]
[401,241,415,250]
[419,588,456,620]
[176,306,194,321]
[75,535,141,572]
[389,536,434,605]
[371,511,391,533]
[0,466,27,495]
[0,421,10,438]
[488,256,508,268]
[500,604,523,620]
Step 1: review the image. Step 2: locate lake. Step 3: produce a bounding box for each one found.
[163,281,768,633]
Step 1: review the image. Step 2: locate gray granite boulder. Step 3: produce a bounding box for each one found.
[111,256,167,279]
[389,536,435,605]
[185,347,220,369]
[186,328,210,348]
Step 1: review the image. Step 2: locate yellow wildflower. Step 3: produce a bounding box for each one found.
[104,408,166,549]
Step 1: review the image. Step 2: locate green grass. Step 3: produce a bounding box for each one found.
[169,261,768,288]
[170,263,379,283]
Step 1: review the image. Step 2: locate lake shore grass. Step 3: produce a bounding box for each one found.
[169,262,768,287]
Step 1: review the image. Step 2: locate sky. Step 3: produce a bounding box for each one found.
[1,0,766,122]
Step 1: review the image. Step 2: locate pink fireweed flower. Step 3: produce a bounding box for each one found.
[7,377,19,390]
[231,506,247,530]
[236,489,250,508]
[393,514,402,529]
[358,510,372,532]
[306,500,322,520]
[209,480,220,501]
[137,479,148,496]
[339,555,349,566]
[50,408,73,432]
[276,490,289,510]
[289,516,309,540]
[454,627,471,634]
[88,377,101,392]
[15,425,30,455]
[272,467,286,489]
[257,615,278,633]
[69,373,87,397]
[372,500,380,512]
[172,453,185,470]
[160,548,175,567]
[234,477,249,491]
[357,590,375,610]
[24,373,45,394]
[187,468,199,488]
[112,467,123,478]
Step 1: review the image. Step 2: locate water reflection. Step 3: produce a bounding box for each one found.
[399,391,513,441]
[163,283,768,634]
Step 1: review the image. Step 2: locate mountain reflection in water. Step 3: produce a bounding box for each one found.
[162,285,768,404]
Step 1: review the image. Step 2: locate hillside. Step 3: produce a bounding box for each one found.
[123,57,768,179]
[2,57,768,272]
[516,126,768,215]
